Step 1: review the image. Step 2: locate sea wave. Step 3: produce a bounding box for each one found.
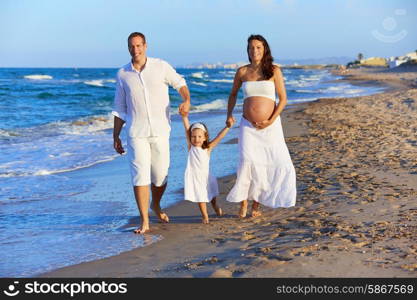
[0,114,114,142]
[190,72,206,79]
[84,79,115,87]
[37,92,54,99]
[24,75,53,80]
[191,99,227,112]
[208,79,233,83]
[0,129,19,137]
[66,115,113,134]
[294,89,317,94]
[191,81,207,86]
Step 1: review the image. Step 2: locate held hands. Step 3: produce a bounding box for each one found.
[113,137,125,155]
[226,115,235,128]
[179,101,190,117]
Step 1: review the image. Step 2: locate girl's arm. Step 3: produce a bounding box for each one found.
[208,122,234,152]
[181,114,191,150]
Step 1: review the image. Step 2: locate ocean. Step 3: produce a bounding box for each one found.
[0,66,385,276]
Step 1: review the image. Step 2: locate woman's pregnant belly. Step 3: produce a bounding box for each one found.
[243,97,275,123]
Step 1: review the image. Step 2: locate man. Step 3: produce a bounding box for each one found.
[112,32,190,234]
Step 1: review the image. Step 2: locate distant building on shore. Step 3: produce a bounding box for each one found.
[183,62,247,69]
[387,51,417,68]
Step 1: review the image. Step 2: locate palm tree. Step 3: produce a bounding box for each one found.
[357,53,364,61]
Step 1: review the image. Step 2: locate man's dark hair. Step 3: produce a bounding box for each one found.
[128,32,146,45]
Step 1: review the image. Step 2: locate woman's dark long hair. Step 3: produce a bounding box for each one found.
[247,34,274,80]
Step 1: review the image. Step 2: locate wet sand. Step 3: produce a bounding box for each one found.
[42,66,417,278]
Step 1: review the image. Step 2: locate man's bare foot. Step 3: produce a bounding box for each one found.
[239,201,248,218]
[251,202,262,217]
[133,224,150,234]
[152,206,170,223]
[157,212,170,223]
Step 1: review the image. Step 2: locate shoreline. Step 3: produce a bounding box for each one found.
[41,66,417,278]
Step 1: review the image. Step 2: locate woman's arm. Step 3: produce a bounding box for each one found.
[255,66,287,129]
[181,114,191,150]
[226,67,243,127]
[270,65,287,121]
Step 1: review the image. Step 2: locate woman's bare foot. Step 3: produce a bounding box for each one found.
[251,201,262,217]
[210,197,223,217]
[239,200,248,218]
[215,207,223,217]
[202,217,209,224]
[133,223,150,234]
[212,205,223,217]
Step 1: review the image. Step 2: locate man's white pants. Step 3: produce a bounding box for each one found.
[127,136,170,187]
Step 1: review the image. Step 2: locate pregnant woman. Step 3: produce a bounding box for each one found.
[225,34,296,218]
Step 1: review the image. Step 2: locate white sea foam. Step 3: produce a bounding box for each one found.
[345,89,363,94]
[286,80,312,88]
[295,89,317,94]
[208,79,233,83]
[24,75,53,80]
[191,81,207,86]
[30,156,118,177]
[191,72,206,79]
[0,129,17,137]
[84,79,115,87]
[324,86,346,92]
[65,114,113,134]
[84,80,104,87]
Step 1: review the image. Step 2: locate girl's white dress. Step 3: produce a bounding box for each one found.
[184,145,219,203]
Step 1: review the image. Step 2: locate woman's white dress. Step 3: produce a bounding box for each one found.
[226,81,296,208]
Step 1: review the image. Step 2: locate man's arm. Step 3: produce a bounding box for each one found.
[112,73,127,155]
[178,86,191,116]
[163,60,191,115]
[113,116,125,154]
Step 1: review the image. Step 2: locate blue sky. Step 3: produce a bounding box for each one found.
[1,0,416,67]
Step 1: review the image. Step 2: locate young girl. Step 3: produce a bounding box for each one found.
[181,112,234,223]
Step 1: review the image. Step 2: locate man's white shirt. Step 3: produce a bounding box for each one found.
[112,57,186,138]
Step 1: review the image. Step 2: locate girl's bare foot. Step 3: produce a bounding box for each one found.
[239,200,248,218]
[251,201,262,217]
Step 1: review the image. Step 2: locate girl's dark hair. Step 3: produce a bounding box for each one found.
[247,34,274,80]
[188,123,210,149]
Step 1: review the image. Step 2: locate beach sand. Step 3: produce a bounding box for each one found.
[41,66,417,278]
